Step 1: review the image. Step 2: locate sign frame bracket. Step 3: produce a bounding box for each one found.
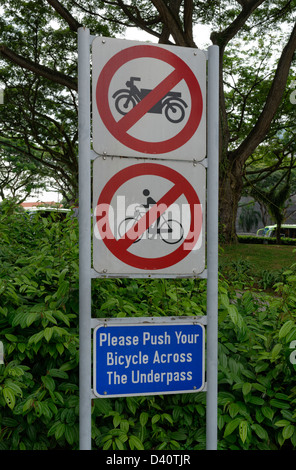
[78,27,219,451]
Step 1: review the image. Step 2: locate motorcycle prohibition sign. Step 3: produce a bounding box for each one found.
[112,76,188,124]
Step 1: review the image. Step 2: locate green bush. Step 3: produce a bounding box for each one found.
[0,201,80,449]
[238,235,296,245]
[1,201,296,450]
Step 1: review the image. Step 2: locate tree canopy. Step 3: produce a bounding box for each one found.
[1,0,296,238]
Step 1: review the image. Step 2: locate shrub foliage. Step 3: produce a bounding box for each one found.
[0,202,296,450]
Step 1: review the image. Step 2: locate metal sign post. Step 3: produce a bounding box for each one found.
[206,45,219,450]
[78,27,92,451]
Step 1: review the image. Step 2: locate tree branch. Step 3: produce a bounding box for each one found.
[150,0,189,46]
[183,0,194,46]
[45,0,82,31]
[0,44,77,91]
[230,20,296,162]
[211,0,265,48]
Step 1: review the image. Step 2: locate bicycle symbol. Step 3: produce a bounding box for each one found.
[112,77,188,124]
[118,189,184,244]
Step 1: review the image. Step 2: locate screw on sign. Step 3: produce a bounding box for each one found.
[94,162,203,272]
[93,39,206,159]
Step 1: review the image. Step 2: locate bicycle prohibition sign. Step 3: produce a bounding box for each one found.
[94,161,204,272]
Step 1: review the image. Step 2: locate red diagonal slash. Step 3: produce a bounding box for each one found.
[119,68,184,133]
[116,182,184,252]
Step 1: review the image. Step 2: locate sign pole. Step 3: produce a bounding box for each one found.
[78,27,92,450]
[206,45,219,450]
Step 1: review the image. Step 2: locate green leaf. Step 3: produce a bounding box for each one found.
[242,382,252,395]
[115,438,125,450]
[23,397,34,413]
[4,380,22,397]
[28,330,44,344]
[42,375,56,392]
[223,418,241,437]
[170,431,187,441]
[162,413,174,424]
[48,368,69,379]
[270,399,290,410]
[248,396,265,405]
[53,310,70,326]
[157,441,168,450]
[239,420,248,443]
[5,334,18,342]
[271,343,282,360]
[279,320,295,339]
[252,424,268,440]
[2,417,18,428]
[275,392,290,401]
[18,343,26,353]
[262,406,274,421]
[220,293,230,308]
[140,412,149,427]
[3,387,15,409]
[129,435,144,450]
[283,425,295,440]
[275,419,290,427]
[102,439,112,450]
[26,312,39,326]
[229,403,240,418]
[152,414,160,424]
[120,420,129,433]
[56,343,64,355]
[55,422,65,440]
[44,327,54,342]
[227,304,239,324]
[113,414,121,428]
[65,425,76,445]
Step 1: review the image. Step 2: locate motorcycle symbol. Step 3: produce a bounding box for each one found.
[112,76,188,124]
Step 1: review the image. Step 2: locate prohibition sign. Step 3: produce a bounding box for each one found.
[95,163,203,271]
[96,45,203,155]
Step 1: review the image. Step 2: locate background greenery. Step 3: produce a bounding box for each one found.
[1,0,296,240]
[0,201,296,450]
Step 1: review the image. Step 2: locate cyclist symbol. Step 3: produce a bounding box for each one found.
[143,189,161,232]
[118,189,184,244]
[143,189,156,207]
[112,77,188,124]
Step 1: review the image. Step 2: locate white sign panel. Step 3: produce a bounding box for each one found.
[93,157,206,277]
[92,37,206,161]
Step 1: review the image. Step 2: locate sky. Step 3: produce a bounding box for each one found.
[120,24,212,49]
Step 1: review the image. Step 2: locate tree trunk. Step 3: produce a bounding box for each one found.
[218,156,244,243]
[276,225,281,245]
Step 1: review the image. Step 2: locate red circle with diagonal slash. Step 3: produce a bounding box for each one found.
[96,45,203,154]
[96,163,202,270]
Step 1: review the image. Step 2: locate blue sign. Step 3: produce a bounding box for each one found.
[93,322,205,397]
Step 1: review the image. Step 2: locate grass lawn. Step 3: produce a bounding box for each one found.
[219,243,296,282]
